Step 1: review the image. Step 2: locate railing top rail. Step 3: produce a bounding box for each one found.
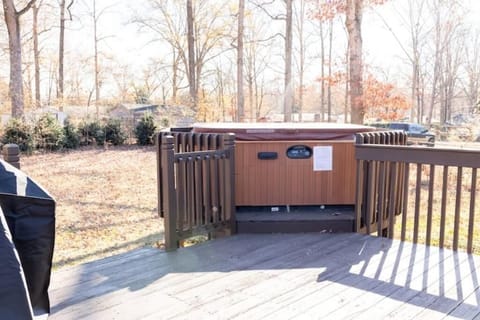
[157,132,234,154]
[355,130,407,145]
[174,149,228,160]
[356,144,480,168]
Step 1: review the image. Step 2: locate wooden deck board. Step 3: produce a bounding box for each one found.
[48,233,480,320]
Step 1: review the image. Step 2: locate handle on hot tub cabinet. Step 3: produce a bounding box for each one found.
[257,152,278,160]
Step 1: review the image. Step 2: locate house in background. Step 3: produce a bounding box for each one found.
[109,103,160,123]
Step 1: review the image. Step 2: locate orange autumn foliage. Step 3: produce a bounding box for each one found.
[363,74,410,121]
[317,71,345,86]
[309,0,388,21]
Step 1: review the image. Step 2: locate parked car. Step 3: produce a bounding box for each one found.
[366,122,435,146]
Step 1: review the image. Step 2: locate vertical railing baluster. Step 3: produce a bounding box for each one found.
[439,166,449,249]
[203,154,212,227]
[223,133,236,234]
[365,160,375,234]
[401,164,410,242]
[195,155,203,226]
[426,165,435,246]
[467,168,477,253]
[377,161,386,236]
[413,163,422,244]
[354,158,365,232]
[187,156,195,230]
[453,167,463,251]
[387,162,398,239]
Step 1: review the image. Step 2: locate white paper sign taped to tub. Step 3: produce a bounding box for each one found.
[313,146,333,171]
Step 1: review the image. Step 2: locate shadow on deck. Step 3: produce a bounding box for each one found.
[48,233,480,319]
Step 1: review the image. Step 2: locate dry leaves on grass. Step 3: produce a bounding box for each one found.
[21,145,164,269]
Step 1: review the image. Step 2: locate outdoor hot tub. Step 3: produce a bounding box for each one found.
[192,122,375,207]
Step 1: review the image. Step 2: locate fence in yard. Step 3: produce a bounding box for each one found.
[355,131,480,253]
[156,131,236,251]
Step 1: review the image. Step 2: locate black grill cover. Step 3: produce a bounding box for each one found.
[0,160,55,318]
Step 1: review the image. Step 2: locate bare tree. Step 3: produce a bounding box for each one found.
[407,0,427,123]
[426,0,464,125]
[237,0,245,121]
[93,0,99,116]
[58,0,74,110]
[250,0,293,121]
[284,0,293,121]
[134,0,231,118]
[3,0,37,117]
[80,0,114,117]
[32,0,41,108]
[293,0,306,121]
[463,31,480,113]
[186,0,196,110]
[244,14,271,121]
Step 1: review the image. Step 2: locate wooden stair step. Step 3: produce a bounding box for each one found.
[236,205,355,234]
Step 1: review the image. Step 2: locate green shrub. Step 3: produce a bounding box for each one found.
[135,113,157,145]
[62,119,80,149]
[104,118,127,146]
[160,117,169,128]
[1,118,33,152]
[78,120,105,146]
[33,113,65,151]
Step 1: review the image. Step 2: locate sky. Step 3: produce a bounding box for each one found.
[74,0,478,59]
[61,0,480,97]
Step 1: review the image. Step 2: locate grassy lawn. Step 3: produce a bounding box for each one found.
[394,164,480,254]
[21,145,163,269]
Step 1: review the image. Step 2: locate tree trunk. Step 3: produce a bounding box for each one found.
[172,48,178,104]
[284,0,293,122]
[428,2,442,125]
[319,18,325,121]
[296,0,305,122]
[344,47,349,123]
[186,0,197,111]
[327,19,333,122]
[345,0,364,124]
[93,0,100,118]
[237,0,245,122]
[58,0,66,108]
[3,0,36,117]
[33,2,41,109]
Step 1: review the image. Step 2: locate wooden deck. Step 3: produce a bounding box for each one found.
[48,233,480,319]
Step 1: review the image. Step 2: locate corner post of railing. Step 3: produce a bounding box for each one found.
[354,134,365,233]
[156,133,163,218]
[2,143,20,169]
[223,133,236,234]
[161,135,179,251]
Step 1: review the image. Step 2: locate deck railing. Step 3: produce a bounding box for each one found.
[355,133,480,253]
[2,144,20,168]
[156,131,236,251]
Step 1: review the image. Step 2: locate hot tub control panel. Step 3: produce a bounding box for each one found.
[286,145,312,159]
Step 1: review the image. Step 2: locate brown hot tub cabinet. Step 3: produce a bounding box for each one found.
[191,122,375,233]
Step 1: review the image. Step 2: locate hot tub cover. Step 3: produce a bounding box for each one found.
[191,122,375,141]
[0,159,55,319]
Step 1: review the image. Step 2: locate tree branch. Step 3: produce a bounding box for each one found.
[67,0,74,20]
[17,0,37,16]
[249,0,286,20]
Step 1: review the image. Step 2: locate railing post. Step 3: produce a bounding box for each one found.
[222,133,236,234]
[156,133,164,218]
[2,144,20,169]
[161,135,178,251]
